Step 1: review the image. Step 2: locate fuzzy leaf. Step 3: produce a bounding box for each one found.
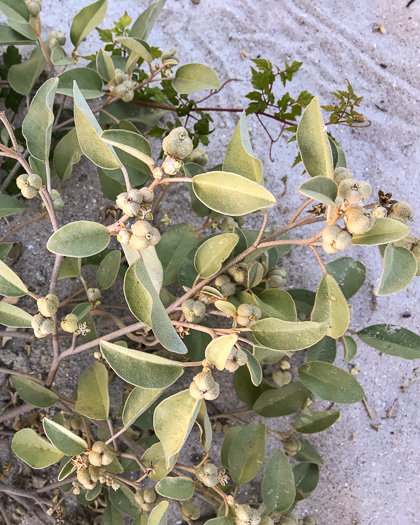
[70,0,108,48]
[0,195,24,218]
[0,302,32,327]
[122,387,164,427]
[101,129,154,167]
[13,376,59,408]
[130,0,166,40]
[325,257,366,299]
[147,501,169,525]
[253,382,311,417]
[194,233,239,278]
[43,418,88,455]
[110,484,141,518]
[251,318,327,351]
[0,260,28,297]
[254,289,297,321]
[57,67,103,99]
[142,442,178,481]
[114,36,152,63]
[0,0,29,23]
[53,128,83,180]
[376,243,417,296]
[96,48,115,81]
[352,218,410,245]
[172,63,221,95]
[47,221,110,257]
[293,409,341,433]
[8,44,46,96]
[155,477,194,501]
[97,250,121,290]
[205,334,238,371]
[75,361,109,420]
[298,175,337,205]
[342,335,357,362]
[311,274,350,338]
[12,429,64,468]
[358,324,420,360]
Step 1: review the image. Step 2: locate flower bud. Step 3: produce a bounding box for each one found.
[162,127,193,159]
[372,205,387,219]
[272,369,292,387]
[225,347,248,372]
[196,461,219,487]
[344,206,376,235]
[190,371,220,400]
[235,504,261,525]
[338,180,372,205]
[181,299,206,323]
[333,167,354,185]
[61,313,79,333]
[87,288,101,302]
[162,156,182,176]
[161,47,180,64]
[130,220,161,251]
[25,0,41,16]
[236,304,262,327]
[77,467,95,490]
[389,201,414,224]
[31,313,54,338]
[116,189,144,217]
[190,146,208,166]
[37,294,59,317]
[49,30,66,48]
[181,501,200,521]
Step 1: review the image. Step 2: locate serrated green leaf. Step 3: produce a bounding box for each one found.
[13,376,59,408]
[311,274,350,338]
[57,67,103,99]
[43,418,88,455]
[97,250,121,290]
[53,128,83,181]
[0,302,32,327]
[228,421,265,485]
[358,324,420,359]
[172,63,221,95]
[298,361,364,404]
[352,218,410,245]
[70,0,108,48]
[205,334,238,370]
[155,477,194,501]
[293,409,341,433]
[298,175,337,205]
[192,171,276,216]
[252,318,327,351]
[47,221,110,257]
[75,361,109,420]
[12,429,64,468]
[376,243,417,296]
[0,260,28,297]
[253,382,311,417]
[325,257,366,299]
[194,233,239,278]
[262,450,296,513]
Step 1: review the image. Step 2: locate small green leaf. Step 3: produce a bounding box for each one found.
[0,242,14,260]
[102,502,123,525]
[0,0,29,23]
[155,477,194,501]
[70,0,108,48]
[358,324,420,359]
[342,335,357,362]
[196,400,212,452]
[142,442,178,481]
[194,233,239,278]
[326,257,366,299]
[311,274,350,338]
[306,336,336,363]
[294,462,319,499]
[53,128,83,180]
[252,318,327,351]
[0,260,28,297]
[0,195,24,218]
[57,67,103,99]
[0,302,32,327]
[122,387,164,428]
[172,63,221,95]
[47,221,110,257]
[154,389,201,467]
[130,0,166,40]
[254,289,297,322]
[8,43,46,96]
[13,376,59,408]
[96,48,115,81]
[73,81,120,169]
[109,484,141,518]
[253,383,311,417]
[294,439,324,465]
[298,361,364,404]
[352,218,410,245]
[12,428,64,469]
[298,176,337,205]
[243,347,263,386]
[101,129,154,167]
[43,418,88,455]
[114,36,152,63]
[376,243,417,296]
[223,112,263,183]
[148,501,169,525]
[101,341,183,389]
[296,96,333,178]
[193,171,276,216]
[262,450,296,513]
[58,257,82,280]
[228,421,265,485]
[75,361,109,420]
[97,250,121,290]
[293,409,341,433]
[205,334,238,371]
[124,261,153,327]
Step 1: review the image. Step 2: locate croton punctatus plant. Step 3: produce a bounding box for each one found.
[0,0,418,524]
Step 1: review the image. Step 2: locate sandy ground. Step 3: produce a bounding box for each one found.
[1,0,420,524]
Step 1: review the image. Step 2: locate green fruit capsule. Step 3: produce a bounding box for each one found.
[272,369,292,387]
[162,127,193,159]
[49,30,66,48]
[225,347,248,372]
[130,220,161,251]
[61,313,79,333]
[236,304,262,327]
[181,502,200,521]
[338,180,372,205]
[283,436,301,456]
[220,216,238,232]
[196,462,219,487]
[181,299,206,323]
[190,146,209,166]
[37,294,59,317]
[116,189,145,217]
[111,69,128,86]
[89,451,103,466]
[389,201,414,224]
[77,467,95,490]
[333,167,354,184]
[235,504,261,525]
[87,288,101,302]
[190,371,220,400]
[161,46,180,64]
[344,206,376,235]
[302,517,318,525]
[278,515,298,525]
[31,314,54,338]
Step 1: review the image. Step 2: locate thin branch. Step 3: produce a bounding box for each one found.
[309,245,327,274]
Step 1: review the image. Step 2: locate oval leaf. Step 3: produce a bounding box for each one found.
[109,484,141,518]
[97,250,121,290]
[228,421,265,485]
[101,129,154,167]
[251,318,327,351]
[75,361,109,420]
[262,450,296,513]
[376,243,417,296]
[148,501,169,525]
[13,376,59,408]
[142,442,178,481]
[172,63,221,95]
[47,221,110,257]
[254,289,297,322]
[70,0,108,48]
[53,128,83,180]
[205,334,238,371]
[298,361,364,404]
[114,36,152,64]
[8,45,46,96]
[358,324,420,360]
[194,233,239,278]
[352,218,410,245]
[253,382,311,417]
[311,274,350,338]
[101,341,183,389]
[12,428,64,468]
[325,257,366,300]
[43,418,88,455]
[155,477,194,501]
[293,409,341,433]
[298,175,337,205]
[0,302,32,327]
[122,387,164,428]
[57,67,103,99]
[0,194,24,218]
[96,48,115,82]
[0,260,28,297]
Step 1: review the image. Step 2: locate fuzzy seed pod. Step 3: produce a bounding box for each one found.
[162,156,182,176]
[196,462,219,487]
[272,369,292,387]
[138,187,154,203]
[88,451,103,467]
[283,436,301,456]
[17,173,42,198]
[190,146,209,166]
[61,313,79,333]
[48,30,66,48]
[322,224,342,254]
[267,267,287,288]
[344,206,376,235]
[91,441,114,466]
[333,167,354,185]
[87,288,101,302]
[190,371,220,400]
[260,517,274,525]
[220,216,239,232]
[278,515,298,525]
[21,186,38,199]
[88,465,100,482]
[117,229,132,244]
[226,263,248,285]
[335,195,344,208]
[77,467,95,490]
[25,0,41,16]
[181,299,206,323]
[48,189,64,211]
[225,347,248,372]
[161,46,180,64]
[371,205,388,219]
[279,359,290,370]
[143,488,157,504]
[235,504,261,525]
[334,230,353,250]
[112,69,128,86]
[116,189,145,217]
[236,304,262,327]
[113,80,135,102]
[214,274,236,296]
[162,127,193,159]
[302,517,318,525]
[37,294,59,317]
[338,180,372,205]
[181,501,200,521]
[134,488,155,511]
[31,313,54,338]
[130,220,161,251]
[389,201,414,224]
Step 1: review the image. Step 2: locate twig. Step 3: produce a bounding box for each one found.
[309,245,327,274]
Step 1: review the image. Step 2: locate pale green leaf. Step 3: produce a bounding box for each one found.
[154,389,201,467]
[115,36,152,63]
[0,24,34,45]
[122,387,164,427]
[352,218,410,245]
[0,0,29,23]
[242,347,263,386]
[196,400,212,452]
[311,274,350,338]
[0,195,24,218]
[130,0,166,40]
[124,260,152,327]
[101,129,154,167]
[172,63,221,95]
[325,257,366,299]
[192,171,276,216]
[251,318,327,351]
[342,335,357,362]
[53,128,83,180]
[47,221,110,257]
[253,383,311,417]
[12,429,64,468]
[293,409,341,433]
[298,361,364,404]
[0,260,28,297]
[8,44,46,96]
[296,96,333,178]
[70,0,108,48]
[97,250,121,290]
[194,233,239,278]
[12,376,59,408]
[228,421,265,485]
[205,334,238,370]
[101,341,183,389]
[43,418,88,455]
[262,450,295,513]
[254,289,297,321]
[96,48,115,82]
[358,324,420,359]
[293,439,324,465]
[298,175,337,205]
[57,67,103,99]
[0,242,13,261]
[75,361,109,420]
[0,302,32,327]
[376,243,417,296]
[142,442,178,481]
[155,477,194,501]
[214,300,237,317]
[148,501,169,525]
[223,112,262,183]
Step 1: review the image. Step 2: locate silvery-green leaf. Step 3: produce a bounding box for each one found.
[130,0,166,40]
[376,243,417,296]
[154,389,201,467]
[8,44,46,96]
[172,63,221,95]
[325,257,366,299]
[57,67,103,99]
[311,274,350,338]
[12,376,59,408]
[228,421,265,485]
[101,129,154,167]
[192,171,276,216]
[0,0,29,23]
[352,218,410,245]
[53,129,83,180]
[70,0,108,48]
[0,260,28,297]
[96,48,115,82]
[142,442,178,481]
[43,418,88,455]
[254,289,297,322]
[75,361,109,420]
[47,221,110,257]
[194,233,239,278]
[196,400,212,452]
[122,387,164,427]
[296,96,333,179]
[99,100,167,127]
[97,250,121,290]
[298,176,337,205]
[183,162,210,217]
[242,347,262,386]
[205,334,238,370]
[124,260,152,326]
[51,46,73,66]
[101,341,183,389]
[358,324,420,359]
[147,501,169,525]
[155,477,194,501]
[0,302,32,327]
[12,429,64,469]
[22,78,58,162]
[223,112,262,183]
[0,24,34,45]
[262,450,295,513]
[114,36,152,63]
[0,195,24,218]
[214,300,237,317]
[252,318,327,351]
